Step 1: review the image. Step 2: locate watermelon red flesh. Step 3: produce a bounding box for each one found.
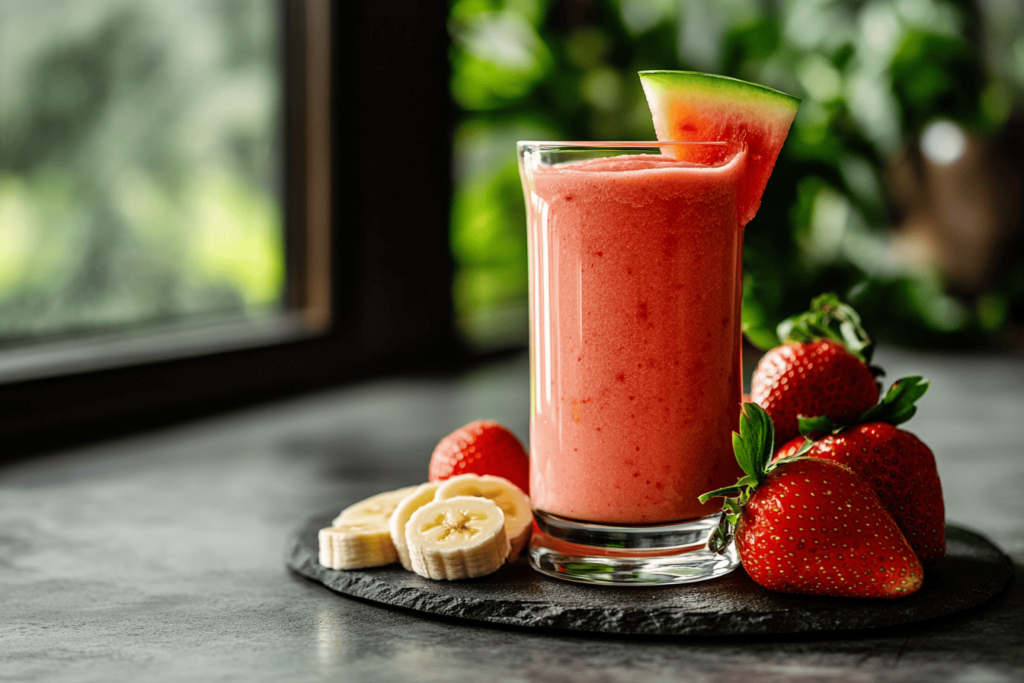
[639,71,799,226]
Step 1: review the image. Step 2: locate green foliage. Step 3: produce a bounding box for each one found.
[731,403,775,484]
[700,403,813,554]
[797,375,929,435]
[0,0,281,342]
[776,292,874,362]
[892,30,989,134]
[860,376,930,426]
[449,0,1024,350]
[451,161,529,317]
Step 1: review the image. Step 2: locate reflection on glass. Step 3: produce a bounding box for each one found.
[0,0,282,345]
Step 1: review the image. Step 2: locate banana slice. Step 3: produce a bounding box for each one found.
[389,482,439,570]
[319,486,417,570]
[405,496,510,580]
[434,474,533,562]
[319,520,397,569]
[332,486,419,526]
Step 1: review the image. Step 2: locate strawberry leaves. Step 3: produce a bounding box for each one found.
[777,293,875,364]
[797,414,838,435]
[798,375,930,437]
[859,376,929,426]
[733,402,774,484]
[701,404,810,554]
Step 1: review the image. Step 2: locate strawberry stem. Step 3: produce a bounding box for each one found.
[858,375,929,426]
[700,404,814,554]
[797,414,837,435]
[731,403,775,484]
[777,293,875,364]
[797,375,930,437]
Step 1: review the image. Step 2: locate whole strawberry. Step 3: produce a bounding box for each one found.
[701,404,923,599]
[777,377,946,565]
[429,420,530,494]
[751,294,881,447]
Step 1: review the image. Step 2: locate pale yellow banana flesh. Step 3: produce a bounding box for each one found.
[332,486,419,526]
[434,474,532,562]
[319,485,417,570]
[389,483,439,570]
[318,521,397,569]
[405,496,510,580]
[319,478,532,578]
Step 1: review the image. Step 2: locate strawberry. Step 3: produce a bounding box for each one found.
[751,293,881,447]
[775,436,807,460]
[700,404,923,599]
[777,377,946,565]
[429,420,530,494]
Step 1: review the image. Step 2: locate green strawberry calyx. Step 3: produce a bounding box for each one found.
[699,403,812,554]
[777,293,877,367]
[797,375,930,437]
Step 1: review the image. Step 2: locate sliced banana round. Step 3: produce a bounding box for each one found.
[389,482,439,570]
[405,496,510,580]
[320,485,418,570]
[434,474,533,562]
[319,520,397,570]
[332,485,419,527]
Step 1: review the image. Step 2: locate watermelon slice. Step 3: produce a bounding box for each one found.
[639,70,799,226]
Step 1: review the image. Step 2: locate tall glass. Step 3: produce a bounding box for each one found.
[519,141,745,585]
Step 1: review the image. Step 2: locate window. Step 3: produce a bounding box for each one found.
[1,1,286,343]
[0,1,458,452]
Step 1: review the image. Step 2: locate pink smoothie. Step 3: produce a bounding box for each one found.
[524,150,747,524]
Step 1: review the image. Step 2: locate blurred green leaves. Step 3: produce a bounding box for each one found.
[450,0,1024,350]
[0,0,281,342]
[451,4,553,110]
[892,29,988,133]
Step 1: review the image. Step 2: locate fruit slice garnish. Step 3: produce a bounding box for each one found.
[639,70,799,225]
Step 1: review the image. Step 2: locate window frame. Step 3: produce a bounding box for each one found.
[0,0,458,456]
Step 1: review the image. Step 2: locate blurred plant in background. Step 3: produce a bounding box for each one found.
[0,0,281,344]
[449,0,1024,351]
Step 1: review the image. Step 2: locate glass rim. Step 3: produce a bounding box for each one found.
[517,140,731,149]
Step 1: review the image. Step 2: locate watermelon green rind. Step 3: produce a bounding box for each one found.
[639,71,800,109]
[639,70,799,226]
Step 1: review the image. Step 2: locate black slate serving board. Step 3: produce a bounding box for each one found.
[287,511,1012,636]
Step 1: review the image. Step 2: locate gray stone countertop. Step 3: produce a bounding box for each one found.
[1,348,1022,682]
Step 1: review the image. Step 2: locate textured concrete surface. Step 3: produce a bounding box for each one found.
[1,349,1022,681]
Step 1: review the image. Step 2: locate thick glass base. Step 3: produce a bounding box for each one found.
[528,510,739,586]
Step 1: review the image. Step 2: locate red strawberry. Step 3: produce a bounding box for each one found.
[752,341,879,446]
[429,420,530,494]
[776,377,946,565]
[751,294,880,447]
[775,436,807,460]
[701,404,923,599]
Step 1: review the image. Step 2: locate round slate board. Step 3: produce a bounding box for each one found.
[287,511,1013,636]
